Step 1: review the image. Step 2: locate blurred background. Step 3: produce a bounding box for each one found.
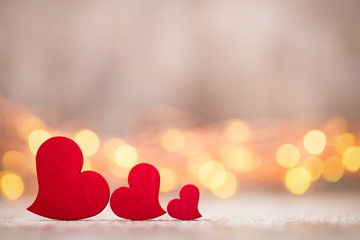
[1,0,360,202]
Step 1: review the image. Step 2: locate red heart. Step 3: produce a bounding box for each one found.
[27,136,110,220]
[167,184,202,220]
[110,163,166,220]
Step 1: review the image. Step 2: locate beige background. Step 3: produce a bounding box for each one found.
[0,0,359,134]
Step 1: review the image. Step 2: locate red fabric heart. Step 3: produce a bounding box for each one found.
[27,136,110,220]
[167,184,202,220]
[110,163,166,220]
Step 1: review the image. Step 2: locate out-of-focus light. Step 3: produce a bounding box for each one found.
[182,132,203,156]
[2,151,35,175]
[301,157,323,181]
[303,130,326,155]
[276,144,300,168]
[221,143,260,172]
[2,151,25,169]
[102,138,125,160]
[342,146,360,172]
[161,129,185,153]
[198,161,225,189]
[82,157,92,171]
[0,172,24,200]
[210,171,238,198]
[322,156,344,182]
[74,130,100,157]
[109,164,130,178]
[16,115,46,140]
[114,145,138,168]
[210,170,227,189]
[28,129,51,155]
[324,117,347,136]
[285,167,311,194]
[159,168,176,192]
[187,152,213,176]
[225,119,250,143]
[334,133,355,154]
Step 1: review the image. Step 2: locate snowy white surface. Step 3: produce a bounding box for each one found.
[1,192,360,240]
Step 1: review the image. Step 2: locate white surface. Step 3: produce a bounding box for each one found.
[1,192,360,240]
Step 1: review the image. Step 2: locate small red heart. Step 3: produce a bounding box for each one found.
[27,136,110,220]
[110,163,166,220]
[167,184,202,220]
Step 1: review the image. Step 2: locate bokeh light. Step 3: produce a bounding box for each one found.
[300,157,323,181]
[225,119,250,143]
[198,161,225,189]
[2,151,35,175]
[276,144,300,168]
[109,163,130,178]
[335,133,355,154]
[114,144,138,168]
[322,156,344,182]
[342,146,360,172]
[210,171,238,198]
[74,130,100,157]
[182,132,203,156]
[1,1,360,203]
[16,115,47,140]
[28,129,52,155]
[102,137,125,160]
[3,95,360,199]
[161,129,186,153]
[324,117,347,136]
[82,157,92,171]
[159,168,177,192]
[285,167,311,194]
[220,143,260,172]
[210,170,228,189]
[0,172,24,200]
[303,130,326,155]
[187,152,213,176]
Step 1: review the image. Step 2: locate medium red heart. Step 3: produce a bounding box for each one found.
[27,136,110,220]
[110,163,166,220]
[167,184,202,220]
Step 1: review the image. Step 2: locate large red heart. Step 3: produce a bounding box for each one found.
[27,136,110,220]
[167,184,202,220]
[110,163,166,220]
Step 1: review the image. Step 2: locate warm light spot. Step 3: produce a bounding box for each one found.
[342,146,360,172]
[276,144,300,168]
[28,129,51,155]
[1,172,24,200]
[221,143,260,172]
[82,157,92,171]
[114,145,138,168]
[16,115,46,140]
[159,168,177,192]
[109,163,130,178]
[161,129,186,153]
[74,130,100,157]
[324,117,347,136]
[210,170,228,189]
[334,133,355,154]
[300,157,323,181]
[211,171,238,198]
[303,130,326,155]
[198,161,225,189]
[285,167,311,194]
[225,119,250,143]
[2,151,29,174]
[102,138,125,160]
[182,132,203,156]
[323,156,344,182]
[187,152,213,176]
